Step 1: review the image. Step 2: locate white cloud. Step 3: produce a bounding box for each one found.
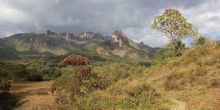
[0,2,28,23]
[123,27,168,47]
[0,0,219,47]
[182,1,220,34]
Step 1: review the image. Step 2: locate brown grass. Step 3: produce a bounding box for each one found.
[144,44,220,109]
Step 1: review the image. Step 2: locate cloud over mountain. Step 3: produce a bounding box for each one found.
[0,0,219,47]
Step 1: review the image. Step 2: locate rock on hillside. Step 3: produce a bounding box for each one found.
[96,30,158,59]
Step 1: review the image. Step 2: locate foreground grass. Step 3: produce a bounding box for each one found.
[143,43,220,110]
[30,43,220,110]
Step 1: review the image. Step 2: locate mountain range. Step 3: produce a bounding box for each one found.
[0,30,158,60]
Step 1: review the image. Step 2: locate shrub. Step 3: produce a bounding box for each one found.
[27,73,43,81]
[117,84,161,109]
[152,47,176,65]
[53,66,99,105]
[61,55,90,66]
[0,61,27,81]
[93,63,142,89]
[194,36,212,46]
[174,40,185,56]
[0,80,11,92]
[25,60,61,81]
[39,67,61,80]
[78,91,115,110]
[79,82,166,110]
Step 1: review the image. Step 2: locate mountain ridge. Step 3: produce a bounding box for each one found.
[0,31,158,60]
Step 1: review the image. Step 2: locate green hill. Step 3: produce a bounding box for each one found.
[0,39,18,59]
[0,31,157,60]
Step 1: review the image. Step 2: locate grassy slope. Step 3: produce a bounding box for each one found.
[84,43,220,109]
[122,43,220,110]
[0,39,18,59]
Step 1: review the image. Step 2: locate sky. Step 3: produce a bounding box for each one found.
[0,0,220,47]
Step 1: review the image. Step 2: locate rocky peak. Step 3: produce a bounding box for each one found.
[111,30,129,49]
[61,32,76,41]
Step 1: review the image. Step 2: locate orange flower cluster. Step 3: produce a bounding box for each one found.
[61,56,89,65]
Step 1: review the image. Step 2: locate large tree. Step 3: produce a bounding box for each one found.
[152,9,198,44]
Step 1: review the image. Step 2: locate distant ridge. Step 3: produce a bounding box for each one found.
[0,31,158,59]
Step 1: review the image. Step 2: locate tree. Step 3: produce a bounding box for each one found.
[152,9,198,45]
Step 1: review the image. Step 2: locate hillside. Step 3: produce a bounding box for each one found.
[1,41,220,110]
[78,42,220,110]
[1,31,109,56]
[118,43,220,109]
[0,31,157,60]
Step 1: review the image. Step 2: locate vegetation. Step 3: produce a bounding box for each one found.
[0,8,220,110]
[0,59,61,82]
[53,55,169,109]
[152,9,198,43]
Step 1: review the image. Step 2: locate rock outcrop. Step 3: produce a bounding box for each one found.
[111,30,129,49]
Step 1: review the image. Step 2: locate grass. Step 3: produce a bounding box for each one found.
[53,42,220,109]
[54,61,171,110]
[2,37,220,109]
[144,43,220,109]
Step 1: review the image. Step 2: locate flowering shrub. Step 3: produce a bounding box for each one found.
[53,67,99,105]
[61,55,90,65]
[74,66,92,77]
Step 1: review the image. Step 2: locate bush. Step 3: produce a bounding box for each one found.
[79,91,115,110]
[117,84,161,109]
[39,67,61,80]
[61,55,90,66]
[152,47,176,65]
[194,36,212,46]
[0,82,11,92]
[195,37,206,45]
[174,41,185,56]
[93,63,144,89]
[27,73,43,81]
[25,60,61,81]
[53,66,99,105]
[0,61,28,81]
[79,83,166,110]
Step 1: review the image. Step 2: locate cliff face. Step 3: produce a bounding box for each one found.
[0,31,110,56]
[111,31,129,49]
[46,30,108,42]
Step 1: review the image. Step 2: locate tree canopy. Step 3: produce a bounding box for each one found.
[152,9,198,44]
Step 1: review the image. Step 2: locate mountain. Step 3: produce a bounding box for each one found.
[0,30,158,60]
[96,31,158,59]
[0,40,18,59]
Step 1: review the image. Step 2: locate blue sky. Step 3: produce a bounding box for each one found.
[204,31,220,40]
[0,0,219,47]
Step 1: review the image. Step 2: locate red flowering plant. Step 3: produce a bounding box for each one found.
[60,55,90,66]
[53,55,101,105]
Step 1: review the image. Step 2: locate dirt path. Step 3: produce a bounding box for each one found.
[10,81,57,110]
